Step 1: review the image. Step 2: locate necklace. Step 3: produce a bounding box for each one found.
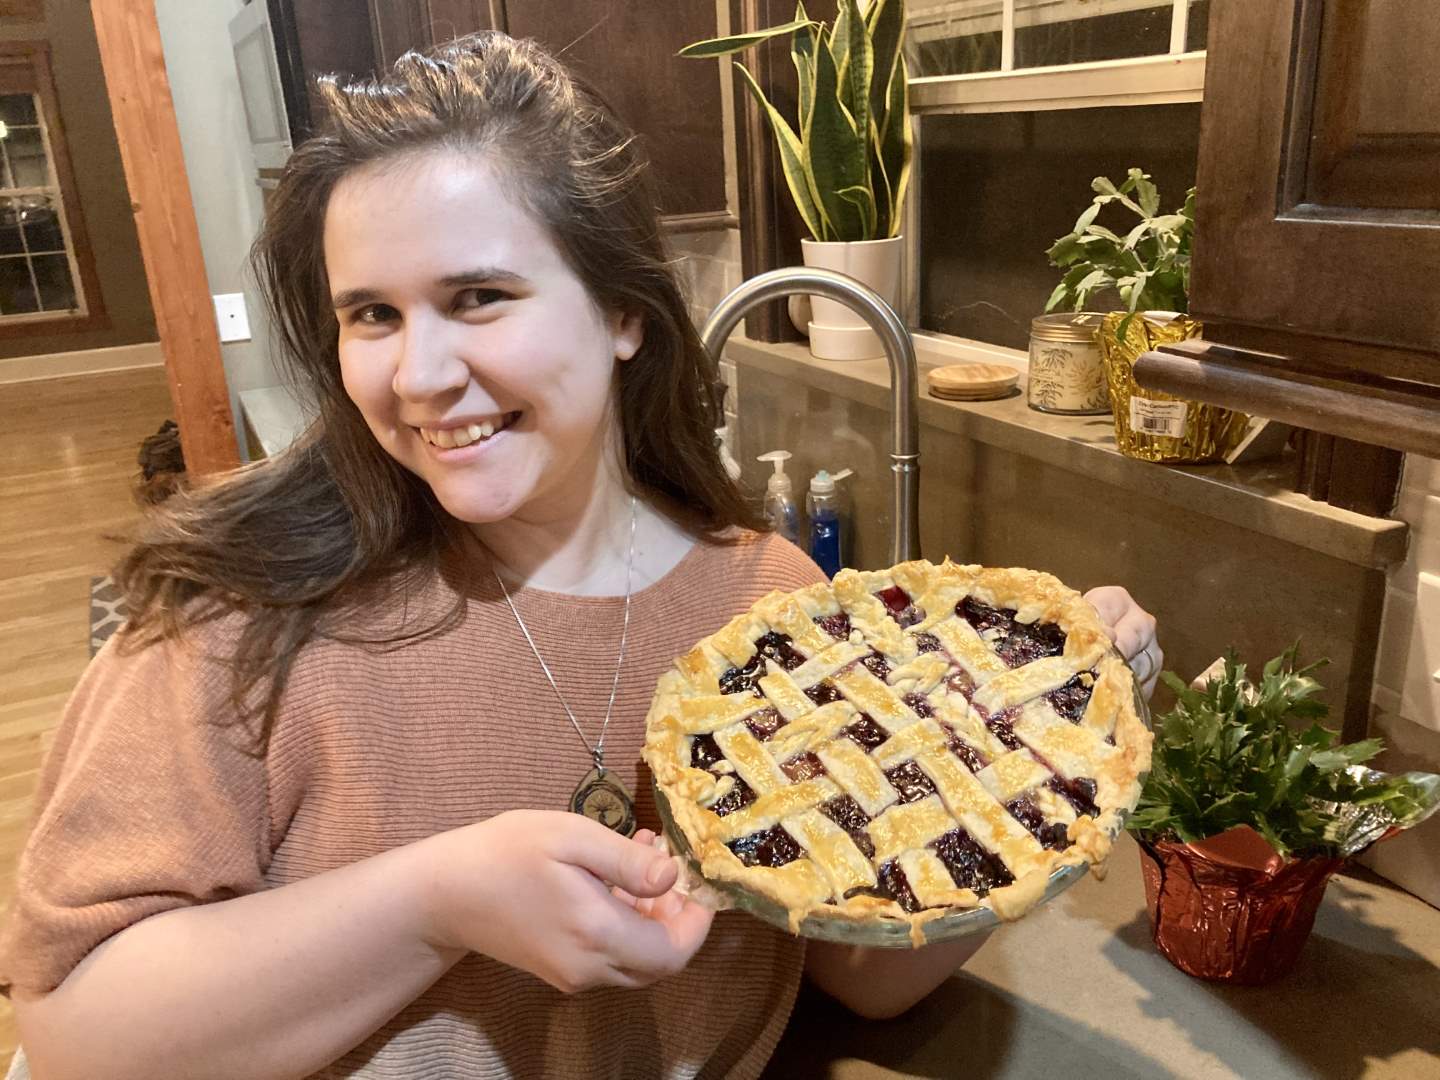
[493,496,639,836]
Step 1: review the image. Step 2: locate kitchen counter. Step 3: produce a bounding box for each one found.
[727,337,1408,571]
[764,832,1440,1079]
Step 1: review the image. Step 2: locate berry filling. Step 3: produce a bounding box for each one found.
[945,668,977,698]
[744,708,785,741]
[843,715,889,751]
[915,632,943,653]
[709,776,756,817]
[885,761,937,803]
[903,692,935,717]
[1048,775,1100,817]
[728,825,802,867]
[860,652,891,680]
[985,707,1024,750]
[690,733,723,770]
[939,722,988,772]
[1007,797,1070,849]
[851,860,921,913]
[805,680,843,706]
[1047,673,1095,722]
[719,631,806,697]
[997,620,1066,668]
[781,752,827,782]
[820,794,876,859]
[876,585,924,629]
[959,596,1015,635]
[931,828,1015,896]
[815,612,852,640]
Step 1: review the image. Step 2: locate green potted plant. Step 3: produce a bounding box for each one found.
[1044,169,1248,462]
[1128,646,1438,985]
[682,0,911,360]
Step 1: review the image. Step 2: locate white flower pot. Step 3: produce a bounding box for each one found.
[799,236,904,361]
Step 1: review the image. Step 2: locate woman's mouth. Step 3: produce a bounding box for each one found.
[415,411,522,456]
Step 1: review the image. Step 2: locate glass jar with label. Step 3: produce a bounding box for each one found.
[1026,312,1110,415]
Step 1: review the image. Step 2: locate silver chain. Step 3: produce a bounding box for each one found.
[493,495,637,775]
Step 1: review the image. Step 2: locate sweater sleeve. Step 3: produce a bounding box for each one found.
[0,627,272,996]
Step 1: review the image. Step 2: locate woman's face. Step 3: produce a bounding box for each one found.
[323,153,643,525]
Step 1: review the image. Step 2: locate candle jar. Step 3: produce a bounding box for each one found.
[1027,312,1110,415]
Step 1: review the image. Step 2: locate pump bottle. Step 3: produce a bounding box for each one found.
[756,451,801,545]
[807,467,852,578]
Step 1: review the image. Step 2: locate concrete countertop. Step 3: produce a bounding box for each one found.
[765,833,1440,1079]
[727,337,1409,571]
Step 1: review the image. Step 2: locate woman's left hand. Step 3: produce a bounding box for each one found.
[1083,585,1162,699]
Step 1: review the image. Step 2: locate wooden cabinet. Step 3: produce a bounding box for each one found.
[1189,0,1440,382]
[272,0,733,228]
[1137,0,1440,481]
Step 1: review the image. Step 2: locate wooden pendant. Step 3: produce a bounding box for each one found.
[571,765,637,837]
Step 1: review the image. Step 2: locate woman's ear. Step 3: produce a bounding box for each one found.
[610,309,645,362]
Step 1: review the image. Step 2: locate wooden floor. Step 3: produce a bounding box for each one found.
[0,365,174,1057]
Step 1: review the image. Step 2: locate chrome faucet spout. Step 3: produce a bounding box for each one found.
[701,267,920,565]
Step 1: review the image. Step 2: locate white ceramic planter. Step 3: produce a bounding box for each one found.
[799,236,904,361]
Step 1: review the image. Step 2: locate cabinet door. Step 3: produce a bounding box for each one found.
[1190,0,1440,382]
[497,1,731,225]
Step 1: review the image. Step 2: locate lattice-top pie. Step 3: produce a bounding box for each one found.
[644,559,1151,940]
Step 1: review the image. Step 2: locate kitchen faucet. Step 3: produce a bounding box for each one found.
[700,267,920,565]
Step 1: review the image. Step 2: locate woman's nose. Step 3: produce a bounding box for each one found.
[391,315,470,401]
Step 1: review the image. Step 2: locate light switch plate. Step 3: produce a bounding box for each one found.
[1406,571,1440,732]
[213,292,252,343]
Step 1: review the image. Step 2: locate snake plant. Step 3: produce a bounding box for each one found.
[681,0,912,243]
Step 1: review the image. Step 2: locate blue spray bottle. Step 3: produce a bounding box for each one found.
[757,451,801,545]
[806,467,853,578]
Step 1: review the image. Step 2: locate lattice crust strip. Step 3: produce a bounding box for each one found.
[645,559,1152,939]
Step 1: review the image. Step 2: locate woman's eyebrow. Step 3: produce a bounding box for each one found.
[331,267,529,310]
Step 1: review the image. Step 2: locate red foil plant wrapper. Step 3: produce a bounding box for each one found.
[1139,827,1342,985]
[1127,649,1440,986]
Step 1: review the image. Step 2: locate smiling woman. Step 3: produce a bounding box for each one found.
[0,32,839,1080]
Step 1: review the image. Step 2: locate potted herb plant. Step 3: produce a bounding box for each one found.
[1045,169,1248,462]
[682,0,911,360]
[1128,646,1439,985]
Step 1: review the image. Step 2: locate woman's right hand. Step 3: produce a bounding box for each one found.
[418,810,714,993]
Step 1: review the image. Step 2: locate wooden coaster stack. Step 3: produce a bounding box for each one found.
[926,363,1019,402]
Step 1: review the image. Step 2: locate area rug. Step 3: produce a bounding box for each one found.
[89,575,127,657]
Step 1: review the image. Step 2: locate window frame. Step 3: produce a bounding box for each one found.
[0,41,107,339]
[901,0,1206,361]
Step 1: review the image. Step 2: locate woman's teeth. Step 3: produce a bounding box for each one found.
[420,417,506,449]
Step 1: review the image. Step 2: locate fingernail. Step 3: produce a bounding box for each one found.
[647,860,669,888]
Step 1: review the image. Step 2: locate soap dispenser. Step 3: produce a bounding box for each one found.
[807,467,853,578]
[757,451,801,545]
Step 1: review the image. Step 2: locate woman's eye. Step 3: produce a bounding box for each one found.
[353,304,399,325]
[455,288,506,311]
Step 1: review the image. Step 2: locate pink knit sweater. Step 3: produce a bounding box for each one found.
[0,530,826,1078]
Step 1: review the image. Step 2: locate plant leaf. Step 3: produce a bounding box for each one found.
[679,19,816,58]
[732,62,826,241]
[806,32,869,241]
[791,7,818,140]
[866,0,904,144]
[835,0,872,183]
[877,46,910,237]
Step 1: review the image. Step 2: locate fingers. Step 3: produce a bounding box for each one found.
[586,893,716,978]
[553,816,677,898]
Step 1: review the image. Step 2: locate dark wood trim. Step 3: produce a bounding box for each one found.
[1133,339,1440,459]
[1200,318,1440,387]
[660,211,739,234]
[91,0,238,474]
[0,42,109,340]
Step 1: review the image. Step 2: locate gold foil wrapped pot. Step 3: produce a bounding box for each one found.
[1100,312,1251,463]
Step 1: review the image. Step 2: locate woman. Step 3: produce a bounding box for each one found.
[0,33,1159,1079]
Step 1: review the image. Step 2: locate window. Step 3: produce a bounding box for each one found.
[0,43,104,335]
[902,0,1206,353]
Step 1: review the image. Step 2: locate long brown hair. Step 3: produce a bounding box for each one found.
[115,32,763,738]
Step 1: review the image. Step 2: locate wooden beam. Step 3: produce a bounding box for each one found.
[89,0,238,475]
